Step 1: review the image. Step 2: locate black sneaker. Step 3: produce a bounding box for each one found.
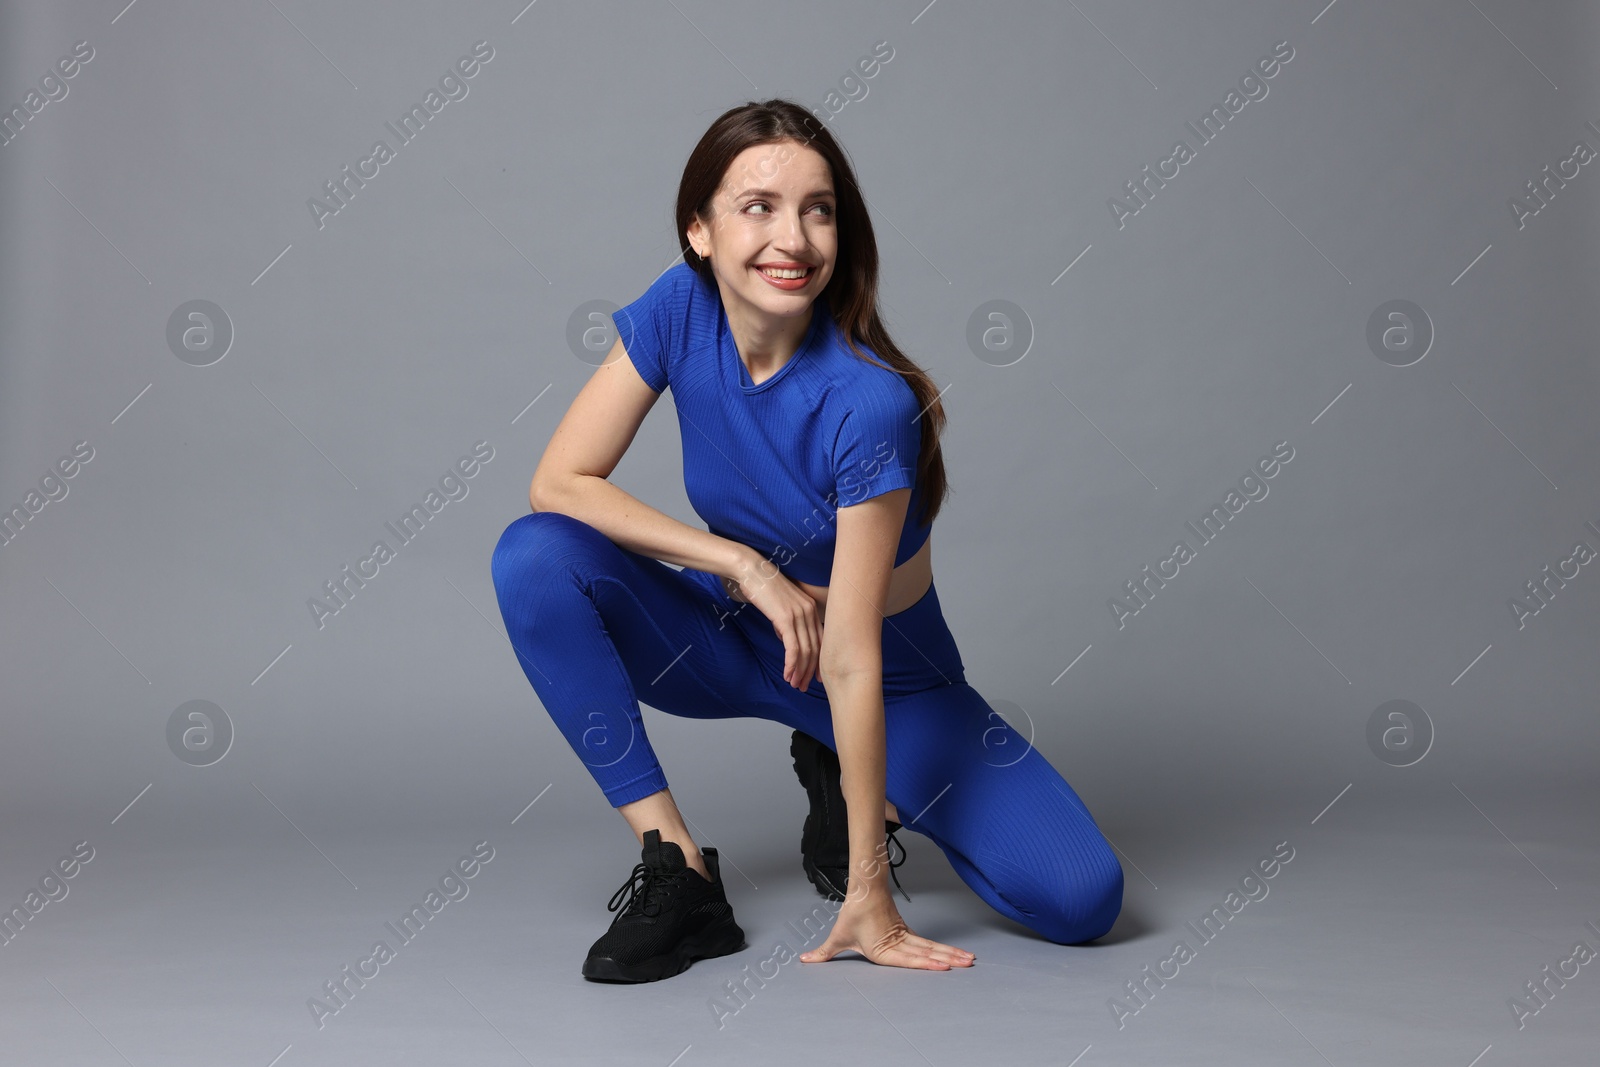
[581,829,746,983]
[789,729,910,903]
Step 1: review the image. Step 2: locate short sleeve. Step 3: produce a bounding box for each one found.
[831,381,922,507]
[610,267,681,393]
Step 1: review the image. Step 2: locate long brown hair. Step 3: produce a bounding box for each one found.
[674,99,949,529]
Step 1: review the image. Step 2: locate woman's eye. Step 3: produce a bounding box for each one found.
[811,203,834,217]
[745,202,770,215]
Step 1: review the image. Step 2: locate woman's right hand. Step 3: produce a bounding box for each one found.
[725,558,823,691]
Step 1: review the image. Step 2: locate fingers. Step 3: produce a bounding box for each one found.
[778,595,821,690]
[799,941,837,963]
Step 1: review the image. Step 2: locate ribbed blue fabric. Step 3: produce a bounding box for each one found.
[610,262,932,587]
[490,510,1125,944]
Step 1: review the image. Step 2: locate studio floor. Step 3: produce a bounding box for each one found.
[2,776,1593,1066]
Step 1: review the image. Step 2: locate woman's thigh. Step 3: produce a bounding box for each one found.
[491,510,772,725]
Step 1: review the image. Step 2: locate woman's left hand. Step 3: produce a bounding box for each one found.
[799,889,975,970]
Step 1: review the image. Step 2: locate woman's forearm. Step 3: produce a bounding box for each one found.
[826,669,893,897]
[533,473,755,581]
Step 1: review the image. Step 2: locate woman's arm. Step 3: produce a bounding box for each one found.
[531,335,760,582]
[801,482,975,969]
[818,486,911,898]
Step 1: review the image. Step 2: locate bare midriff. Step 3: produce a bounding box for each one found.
[729,535,933,626]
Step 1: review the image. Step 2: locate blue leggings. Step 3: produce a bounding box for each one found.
[489,510,1122,944]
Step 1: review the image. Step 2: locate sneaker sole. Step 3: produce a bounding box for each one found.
[581,918,747,983]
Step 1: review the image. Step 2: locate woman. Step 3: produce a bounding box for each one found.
[490,99,1122,984]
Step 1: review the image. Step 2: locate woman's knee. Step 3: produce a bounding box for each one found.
[1037,837,1125,945]
[490,510,610,598]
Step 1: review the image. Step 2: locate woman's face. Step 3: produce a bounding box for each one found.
[687,140,837,321]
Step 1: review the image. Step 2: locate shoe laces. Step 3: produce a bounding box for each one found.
[886,824,910,903]
[607,861,690,920]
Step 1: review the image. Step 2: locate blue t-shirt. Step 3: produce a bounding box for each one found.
[612,261,931,587]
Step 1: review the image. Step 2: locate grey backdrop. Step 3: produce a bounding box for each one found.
[2,1,1596,1064]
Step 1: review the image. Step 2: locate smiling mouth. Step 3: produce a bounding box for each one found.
[756,265,813,280]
